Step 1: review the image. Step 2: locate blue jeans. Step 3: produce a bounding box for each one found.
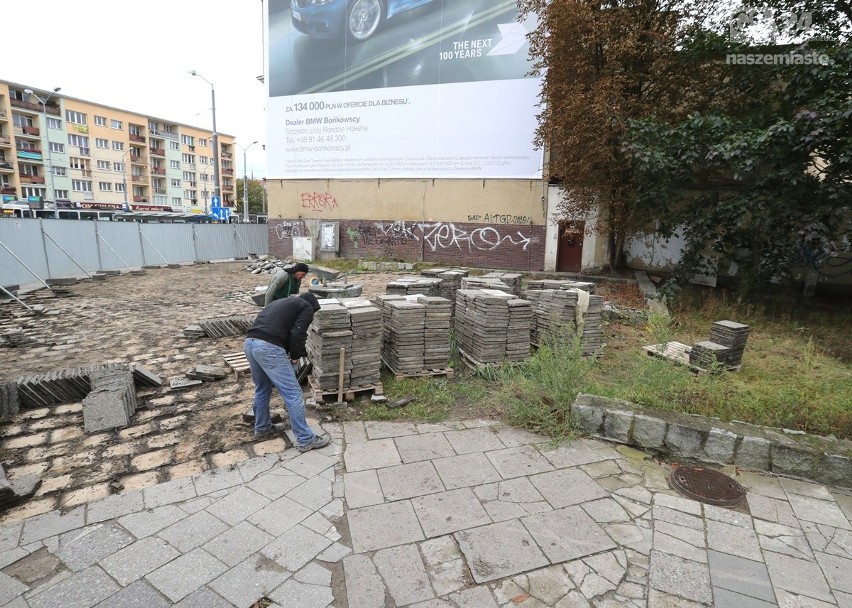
[244,337,317,446]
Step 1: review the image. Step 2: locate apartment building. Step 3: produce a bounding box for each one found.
[0,80,235,212]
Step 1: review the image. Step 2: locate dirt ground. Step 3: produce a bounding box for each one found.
[0,262,643,518]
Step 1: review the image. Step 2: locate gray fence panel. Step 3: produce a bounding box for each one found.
[193,225,237,261]
[235,224,268,257]
[0,219,50,287]
[140,223,196,264]
[41,219,100,278]
[95,222,146,270]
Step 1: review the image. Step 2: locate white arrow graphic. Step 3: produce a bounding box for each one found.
[488,22,528,56]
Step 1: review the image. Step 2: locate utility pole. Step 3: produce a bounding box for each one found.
[189,71,220,205]
[237,140,258,222]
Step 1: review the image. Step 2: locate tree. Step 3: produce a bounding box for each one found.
[519,0,728,269]
[236,178,266,216]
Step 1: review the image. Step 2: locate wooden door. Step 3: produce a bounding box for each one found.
[556,221,584,272]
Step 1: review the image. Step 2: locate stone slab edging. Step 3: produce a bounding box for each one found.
[570,393,852,489]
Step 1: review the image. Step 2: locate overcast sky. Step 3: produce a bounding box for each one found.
[4,0,268,175]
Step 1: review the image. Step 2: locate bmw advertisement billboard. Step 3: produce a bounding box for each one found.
[267,0,542,179]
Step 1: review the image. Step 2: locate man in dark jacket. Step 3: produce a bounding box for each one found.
[264,262,309,306]
[244,292,331,451]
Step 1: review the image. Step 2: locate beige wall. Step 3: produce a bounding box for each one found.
[266,178,546,224]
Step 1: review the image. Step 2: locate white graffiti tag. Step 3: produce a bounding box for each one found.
[419,223,532,251]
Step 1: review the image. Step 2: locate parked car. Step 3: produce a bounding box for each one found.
[291,0,435,42]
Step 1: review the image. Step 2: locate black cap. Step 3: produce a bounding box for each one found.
[287,262,310,274]
[299,292,321,312]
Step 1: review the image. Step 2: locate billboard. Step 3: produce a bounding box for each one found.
[267,0,542,179]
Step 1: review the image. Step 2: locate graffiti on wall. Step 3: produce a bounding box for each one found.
[795,248,852,277]
[273,220,307,240]
[300,192,339,213]
[349,221,535,251]
[467,214,533,224]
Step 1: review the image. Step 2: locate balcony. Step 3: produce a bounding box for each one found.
[153,188,167,195]
[152,167,166,175]
[20,175,46,184]
[0,136,13,148]
[1,186,17,194]
[129,133,146,143]
[10,99,41,113]
[130,154,147,165]
[222,185,234,193]
[16,149,43,161]
[131,175,147,182]
[13,126,40,139]
[223,168,234,176]
[0,109,7,120]
[0,163,14,173]
[150,147,165,156]
[133,196,148,203]
[23,126,40,136]
[221,151,232,159]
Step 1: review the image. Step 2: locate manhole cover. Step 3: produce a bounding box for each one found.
[669,466,746,507]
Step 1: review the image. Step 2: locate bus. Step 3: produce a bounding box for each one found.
[1,202,118,221]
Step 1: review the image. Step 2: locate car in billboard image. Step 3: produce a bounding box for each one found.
[291,0,435,42]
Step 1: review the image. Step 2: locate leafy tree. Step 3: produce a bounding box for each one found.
[236,178,266,215]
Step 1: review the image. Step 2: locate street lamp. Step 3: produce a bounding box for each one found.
[236,140,258,222]
[24,87,61,202]
[188,71,220,209]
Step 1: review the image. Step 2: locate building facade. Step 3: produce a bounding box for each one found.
[0,80,235,213]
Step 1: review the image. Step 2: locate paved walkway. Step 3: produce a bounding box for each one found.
[1,420,851,608]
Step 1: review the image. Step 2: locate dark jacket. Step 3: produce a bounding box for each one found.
[246,296,314,358]
[265,270,302,306]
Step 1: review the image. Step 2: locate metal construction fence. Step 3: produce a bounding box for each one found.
[0,219,268,288]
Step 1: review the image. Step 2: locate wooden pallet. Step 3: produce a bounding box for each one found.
[308,375,383,404]
[223,352,250,380]
[381,357,455,380]
[643,342,740,373]
[455,347,524,371]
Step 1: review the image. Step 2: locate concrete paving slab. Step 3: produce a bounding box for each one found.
[55,523,134,571]
[247,495,314,537]
[486,445,555,479]
[208,553,290,607]
[394,432,457,463]
[205,486,271,526]
[343,438,402,472]
[261,524,332,571]
[522,506,617,563]
[373,543,435,605]
[27,565,120,608]
[787,494,851,530]
[116,504,188,539]
[92,579,171,608]
[343,554,387,608]
[649,550,713,605]
[432,452,502,489]
[99,536,181,586]
[347,500,425,553]
[202,520,274,567]
[530,467,610,508]
[270,578,334,608]
[156,510,229,553]
[763,550,835,603]
[378,461,445,501]
[455,519,549,583]
[144,548,228,603]
[412,488,491,538]
[707,549,776,603]
[343,470,384,509]
[444,427,505,454]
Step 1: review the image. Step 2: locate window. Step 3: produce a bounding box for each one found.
[72,180,92,192]
[199,138,208,147]
[67,134,89,147]
[47,117,62,129]
[129,125,143,136]
[54,189,69,199]
[170,141,180,150]
[116,183,125,193]
[52,167,67,176]
[182,153,195,164]
[99,182,112,191]
[172,197,182,206]
[66,110,87,125]
[94,116,107,126]
[200,156,209,165]
[110,119,122,129]
[12,114,33,128]
[112,141,124,151]
[182,171,196,181]
[200,173,209,182]
[97,160,111,170]
[171,179,181,188]
[184,189,197,200]
[49,142,65,153]
[69,157,85,170]
[95,138,109,149]
[169,160,180,169]
[181,135,195,146]
[114,162,125,172]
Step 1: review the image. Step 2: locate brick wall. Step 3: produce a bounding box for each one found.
[268,218,546,271]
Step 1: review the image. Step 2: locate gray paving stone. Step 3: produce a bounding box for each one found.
[157,511,229,553]
[530,468,610,508]
[173,586,235,608]
[455,519,549,583]
[432,453,503,489]
[203,521,274,567]
[755,520,812,560]
[86,491,144,524]
[652,505,704,530]
[294,562,333,586]
[522,506,617,563]
[343,470,384,509]
[419,535,462,567]
[0,547,28,570]
[205,486,271,526]
[343,554,386,608]
[261,524,332,571]
[208,553,290,608]
[192,467,244,495]
[365,421,418,439]
[653,529,708,564]
[247,471,307,500]
[348,500,425,553]
[787,494,851,529]
[801,521,852,559]
[412,488,491,538]
[99,537,181,586]
[143,477,197,509]
[55,523,135,571]
[269,578,334,608]
[648,550,712,605]
[286,475,333,511]
[0,522,22,553]
[654,493,702,515]
[247,495,314,537]
[378,461,445,501]
[444,427,505,454]
[703,504,752,528]
[540,440,610,468]
[712,587,777,608]
[177,495,215,515]
[92,579,171,608]
[316,541,352,563]
[748,494,801,528]
[117,504,188,538]
[486,445,555,479]
[526,562,578,604]
[427,557,467,595]
[763,550,834,602]
[373,543,434,605]
[582,498,631,523]
[707,550,775,603]
[647,588,707,607]
[237,454,281,482]
[394,432,457,463]
[780,478,835,501]
[450,585,500,607]
[0,571,28,606]
[815,551,852,594]
[344,438,402,472]
[493,426,548,448]
[144,548,228,603]
[706,520,763,562]
[20,507,85,546]
[28,566,120,608]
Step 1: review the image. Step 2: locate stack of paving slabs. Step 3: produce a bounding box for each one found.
[455,289,532,365]
[385,275,442,296]
[416,296,453,368]
[709,320,751,367]
[525,289,580,345]
[380,299,427,374]
[344,300,383,386]
[83,365,138,432]
[307,301,353,390]
[309,282,363,299]
[579,294,605,356]
[461,276,515,294]
[0,381,20,420]
[480,272,524,295]
[689,340,730,369]
[526,279,596,293]
[421,268,468,318]
[183,314,257,339]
